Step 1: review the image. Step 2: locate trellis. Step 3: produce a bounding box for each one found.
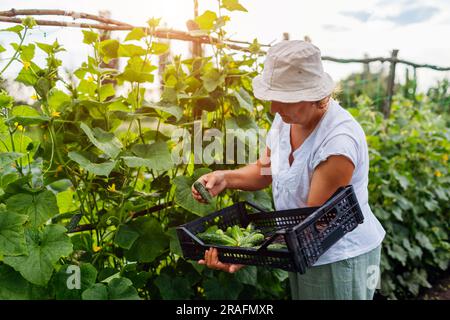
[1,8,449,118]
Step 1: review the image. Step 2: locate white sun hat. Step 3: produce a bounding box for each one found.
[252,40,335,103]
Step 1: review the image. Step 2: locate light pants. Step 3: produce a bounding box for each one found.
[288,245,382,300]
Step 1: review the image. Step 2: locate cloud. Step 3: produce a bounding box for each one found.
[322,24,351,32]
[385,6,439,25]
[340,10,372,22]
[375,0,415,6]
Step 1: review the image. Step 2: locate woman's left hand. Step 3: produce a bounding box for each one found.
[198,247,244,273]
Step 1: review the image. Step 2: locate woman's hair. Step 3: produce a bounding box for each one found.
[314,84,342,109]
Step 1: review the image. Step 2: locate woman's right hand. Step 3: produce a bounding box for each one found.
[191,171,227,203]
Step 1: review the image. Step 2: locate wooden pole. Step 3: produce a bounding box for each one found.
[191,0,203,58]
[384,49,399,118]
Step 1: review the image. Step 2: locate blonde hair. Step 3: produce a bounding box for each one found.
[314,85,342,109]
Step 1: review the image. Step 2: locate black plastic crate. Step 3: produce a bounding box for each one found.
[176,185,364,274]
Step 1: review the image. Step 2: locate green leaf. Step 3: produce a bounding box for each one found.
[147,17,161,29]
[56,189,78,214]
[234,266,258,286]
[0,152,23,169]
[225,114,259,150]
[7,115,50,126]
[2,25,24,35]
[11,105,40,117]
[0,135,34,166]
[118,44,147,57]
[233,88,254,113]
[22,17,37,29]
[272,269,289,282]
[99,83,116,102]
[15,61,41,86]
[35,77,51,99]
[0,44,5,53]
[0,265,32,299]
[194,11,218,31]
[0,90,14,108]
[124,216,169,263]
[80,122,123,158]
[82,30,99,44]
[99,39,120,63]
[155,273,192,299]
[415,232,434,252]
[387,243,408,266]
[391,207,403,222]
[141,104,183,121]
[53,263,98,300]
[108,278,140,300]
[222,0,248,12]
[0,211,28,256]
[114,224,140,250]
[19,43,35,63]
[77,79,97,97]
[118,56,157,83]
[394,172,410,190]
[68,151,116,177]
[7,105,50,125]
[166,227,183,256]
[402,238,423,260]
[0,265,50,299]
[36,42,54,54]
[173,169,216,216]
[201,68,225,92]
[125,28,146,41]
[204,272,243,299]
[424,199,439,211]
[3,225,73,286]
[82,283,108,300]
[48,89,71,111]
[150,42,169,55]
[122,141,174,171]
[239,190,274,211]
[6,191,59,227]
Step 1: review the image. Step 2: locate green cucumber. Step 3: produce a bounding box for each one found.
[197,232,237,246]
[193,181,213,203]
[240,233,265,247]
[267,243,288,250]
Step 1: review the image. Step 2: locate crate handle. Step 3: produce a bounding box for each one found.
[244,201,268,213]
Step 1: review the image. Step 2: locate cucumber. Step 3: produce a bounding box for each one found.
[267,243,288,250]
[197,223,265,248]
[228,225,244,244]
[197,231,237,246]
[193,181,213,203]
[240,233,265,247]
[245,223,255,233]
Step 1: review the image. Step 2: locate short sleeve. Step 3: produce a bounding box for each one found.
[312,134,359,170]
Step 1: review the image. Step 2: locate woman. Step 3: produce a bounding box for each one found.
[191,40,386,300]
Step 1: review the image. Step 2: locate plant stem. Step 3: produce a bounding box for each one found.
[0,27,28,75]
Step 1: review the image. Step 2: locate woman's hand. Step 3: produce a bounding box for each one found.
[198,247,244,273]
[191,171,227,203]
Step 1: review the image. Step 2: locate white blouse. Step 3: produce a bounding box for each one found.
[266,98,386,265]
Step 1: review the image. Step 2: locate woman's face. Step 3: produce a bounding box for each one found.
[270,100,323,126]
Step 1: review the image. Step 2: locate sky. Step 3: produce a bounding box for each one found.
[1,0,450,99]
